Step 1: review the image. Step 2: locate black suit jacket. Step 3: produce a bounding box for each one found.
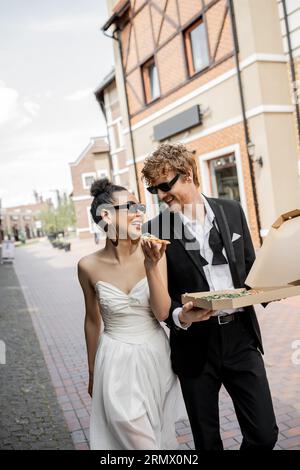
[145,196,264,378]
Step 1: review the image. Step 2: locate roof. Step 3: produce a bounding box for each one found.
[69,137,109,167]
[94,68,115,99]
[102,0,130,31]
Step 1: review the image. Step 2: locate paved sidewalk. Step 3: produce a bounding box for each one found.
[4,238,300,450]
[0,260,74,450]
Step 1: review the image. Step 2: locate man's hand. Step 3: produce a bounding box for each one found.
[179,301,215,324]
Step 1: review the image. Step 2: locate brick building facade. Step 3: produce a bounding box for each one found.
[1,200,51,241]
[95,70,131,190]
[278,0,300,156]
[102,0,300,248]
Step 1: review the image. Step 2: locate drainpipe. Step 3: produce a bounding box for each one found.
[103,28,141,200]
[282,0,300,144]
[97,97,114,182]
[228,0,263,245]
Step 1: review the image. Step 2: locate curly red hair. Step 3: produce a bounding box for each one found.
[141,143,200,187]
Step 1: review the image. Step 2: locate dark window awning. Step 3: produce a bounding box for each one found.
[153,105,203,142]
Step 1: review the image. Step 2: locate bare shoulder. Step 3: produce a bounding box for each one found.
[78,249,104,269]
[77,251,99,280]
[77,249,107,286]
[78,253,93,270]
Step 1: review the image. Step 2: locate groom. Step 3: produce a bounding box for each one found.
[142,143,278,451]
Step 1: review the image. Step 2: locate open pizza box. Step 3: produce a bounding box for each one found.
[182,209,300,310]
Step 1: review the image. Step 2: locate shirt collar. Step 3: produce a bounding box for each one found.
[179,194,215,226]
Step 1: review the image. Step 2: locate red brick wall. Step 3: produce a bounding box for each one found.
[120,0,234,122]
[71,152,96,198]
[189,122,260,248]
[289,58,300,154]
[74,198,93,239]
[136,122,260,248]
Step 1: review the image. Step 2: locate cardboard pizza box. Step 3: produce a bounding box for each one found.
[182,209,300,310]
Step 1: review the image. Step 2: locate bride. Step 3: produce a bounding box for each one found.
[77,178,186,450]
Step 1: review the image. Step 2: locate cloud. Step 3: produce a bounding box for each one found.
[17,116,33,129]
[0,82,40,127]
[0,129,97,207]
[23,100,40,117]
[34,91,54,100]
[0,83,19,124]
[66,87,94,101]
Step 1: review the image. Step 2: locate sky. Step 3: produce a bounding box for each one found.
[0,0,114,208]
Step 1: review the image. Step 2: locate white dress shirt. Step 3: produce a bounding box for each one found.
[173,194,242,329]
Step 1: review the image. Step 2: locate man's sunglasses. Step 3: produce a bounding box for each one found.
[147,173,180,195]
[113,201,146,214]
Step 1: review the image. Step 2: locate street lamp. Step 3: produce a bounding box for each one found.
[247,141,263,167]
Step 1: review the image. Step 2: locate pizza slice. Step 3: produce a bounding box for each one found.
[141,233,171,245]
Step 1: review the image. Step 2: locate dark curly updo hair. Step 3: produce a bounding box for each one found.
[90,178,127,225]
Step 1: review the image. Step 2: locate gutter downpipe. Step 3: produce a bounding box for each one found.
[228,0,263,245]
[282,0,300,144]
[97,96,114,182]
[103,27,141,200]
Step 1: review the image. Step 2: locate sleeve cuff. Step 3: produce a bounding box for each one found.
[173,307,191,330]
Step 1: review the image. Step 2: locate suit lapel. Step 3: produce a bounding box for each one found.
[204,197,242,288]
[171,212,208,284]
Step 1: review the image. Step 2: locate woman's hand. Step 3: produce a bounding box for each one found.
[141,239,166,269]
[88,371,94,397]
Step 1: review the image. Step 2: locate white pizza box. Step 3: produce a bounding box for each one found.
[182,209,300,310]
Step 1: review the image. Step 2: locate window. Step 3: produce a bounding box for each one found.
[209,155,240,202]
[84,176,95,188]
[86,206,106,237]
[97,170,109,179]
[142,57,160,104]
[184,18,209,77]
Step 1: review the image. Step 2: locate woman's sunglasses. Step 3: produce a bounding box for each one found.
[146,173,180,195]
[113,201,146,214]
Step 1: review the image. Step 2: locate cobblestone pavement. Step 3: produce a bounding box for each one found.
[0,258,74,450]
[4,237,300,450]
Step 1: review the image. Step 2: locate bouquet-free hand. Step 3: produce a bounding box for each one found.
[180,301,216,323]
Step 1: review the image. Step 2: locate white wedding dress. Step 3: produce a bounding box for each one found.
[90,277,187,450]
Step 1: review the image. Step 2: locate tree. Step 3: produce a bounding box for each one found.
[40,199,76,235]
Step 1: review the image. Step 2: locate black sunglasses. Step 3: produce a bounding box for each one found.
[113,201,146,214]
[147,173,180,195]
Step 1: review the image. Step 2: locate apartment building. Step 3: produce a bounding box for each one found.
[278,0,300,156]
[103,0,300,247]
[69,136,111,239]
[1,200,51,241]
[95,69,131,189]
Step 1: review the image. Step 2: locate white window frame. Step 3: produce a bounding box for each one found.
[108,117,124,153]
[82,172,96,190]
[143,180,160,221]
[86,206,105,236]
[198,144,248,221]
[111,153,119,173]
